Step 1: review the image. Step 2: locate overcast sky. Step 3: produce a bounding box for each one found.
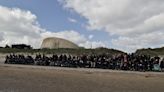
[0,0,164,52]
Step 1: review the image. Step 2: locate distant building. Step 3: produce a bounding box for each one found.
[41,37,79,49]
[11,44,32,49]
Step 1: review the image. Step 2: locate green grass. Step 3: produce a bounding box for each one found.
[135,47,164,56]
[1,47,164,57]
[0,48,125,56]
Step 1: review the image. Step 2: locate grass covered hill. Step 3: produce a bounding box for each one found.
[135,47,164,56]
[0,47,125,56]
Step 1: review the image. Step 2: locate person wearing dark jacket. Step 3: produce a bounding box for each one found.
[160,59,164,71]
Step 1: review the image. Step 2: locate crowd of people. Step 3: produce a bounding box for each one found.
[5,53,164,72]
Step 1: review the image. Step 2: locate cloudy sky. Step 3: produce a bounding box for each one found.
[0,0,164,52]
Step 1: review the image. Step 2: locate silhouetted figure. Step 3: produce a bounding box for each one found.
[4,53,164,72]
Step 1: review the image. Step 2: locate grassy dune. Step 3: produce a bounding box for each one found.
[135,47,164,56]
[0,48,125,56]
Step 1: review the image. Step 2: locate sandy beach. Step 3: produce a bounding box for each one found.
[0,63,164,92]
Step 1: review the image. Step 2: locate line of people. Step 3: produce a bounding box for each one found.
[5,53,164,72]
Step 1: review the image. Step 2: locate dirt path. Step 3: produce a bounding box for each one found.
[0,64,164,92]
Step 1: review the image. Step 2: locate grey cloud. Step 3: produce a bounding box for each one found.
[0,5,105,48]
[61,0,164,52]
